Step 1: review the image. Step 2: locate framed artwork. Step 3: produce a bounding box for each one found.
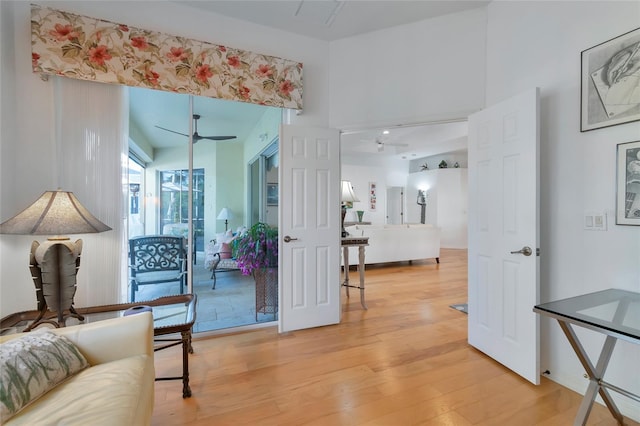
[616,140,640,225]
[369,182,377,211]
[580,27,640,132]
[266,183,278,206]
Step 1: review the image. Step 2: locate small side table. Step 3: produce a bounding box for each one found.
[341,236,369,309]
[534,289,640,425]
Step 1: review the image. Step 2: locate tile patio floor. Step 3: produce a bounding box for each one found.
[133,252,277,334]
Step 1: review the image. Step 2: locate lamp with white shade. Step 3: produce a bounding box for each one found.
[0,190,112,330]
[341,180,360,237]
[217,207,234,231]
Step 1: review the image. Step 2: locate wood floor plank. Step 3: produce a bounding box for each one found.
[151,249,639,425]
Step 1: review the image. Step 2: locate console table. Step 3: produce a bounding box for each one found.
[344,221,371,226]
[1,294,197,398]
[533,289,640,425]
[341,236,369,309]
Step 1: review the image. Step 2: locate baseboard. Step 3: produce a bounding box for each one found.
[547,372,640,422]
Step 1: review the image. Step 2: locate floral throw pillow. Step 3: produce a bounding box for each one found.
[0,331,89,422]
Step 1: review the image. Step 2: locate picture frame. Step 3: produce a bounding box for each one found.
[266,183,278,206]
[369,182,377,211]
[616,140,640,225]
[580,27,640,132]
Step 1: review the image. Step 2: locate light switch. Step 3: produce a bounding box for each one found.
[585,212,607,231]
[585,215,594,228]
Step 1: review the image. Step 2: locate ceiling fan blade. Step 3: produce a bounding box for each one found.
[385,142,409,147]
[155,125,189,137]
[200,135,237,141]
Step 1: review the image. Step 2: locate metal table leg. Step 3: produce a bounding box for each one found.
[558,321,623,425]
[357,245,367,310]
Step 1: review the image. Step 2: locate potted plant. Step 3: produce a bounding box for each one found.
[233,222,278,276]
[233,222,278,318]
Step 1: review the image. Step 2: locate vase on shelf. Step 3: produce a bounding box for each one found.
[356,210,365,222]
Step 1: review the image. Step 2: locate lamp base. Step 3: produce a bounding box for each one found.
[341,205,348,237]
[25,239,84,330]
[24,306,85,331]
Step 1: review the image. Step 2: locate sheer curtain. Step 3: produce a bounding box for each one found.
[53,76,128,306]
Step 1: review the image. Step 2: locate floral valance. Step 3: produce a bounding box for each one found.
[31,5,303,110]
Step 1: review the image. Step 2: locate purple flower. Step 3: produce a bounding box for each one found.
[233,222,277,275]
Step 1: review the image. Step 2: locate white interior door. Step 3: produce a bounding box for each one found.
[279,124,341,332]
[468,88,540,385]
[386,186,404,224]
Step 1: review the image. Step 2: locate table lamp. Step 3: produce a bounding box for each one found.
[217,207,234,231]
[0,190,111,330]
[341,181,360,237]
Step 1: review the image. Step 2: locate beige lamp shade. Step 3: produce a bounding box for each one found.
[341,181,360,203]
[0,190,111,237]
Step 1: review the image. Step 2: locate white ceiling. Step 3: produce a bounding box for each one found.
[129,87,272,150]
[177,1,488,42]
[131,1,483,159]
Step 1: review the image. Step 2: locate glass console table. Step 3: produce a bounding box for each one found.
[1,294,196,398]
[533,289,640,425]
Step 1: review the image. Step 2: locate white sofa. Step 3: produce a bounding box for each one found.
[343,224,441,266]
[0,313,155,425]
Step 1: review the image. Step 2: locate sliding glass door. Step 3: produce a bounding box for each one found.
[128,87,282,331]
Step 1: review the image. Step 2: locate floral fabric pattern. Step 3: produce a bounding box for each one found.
[31,5,303,110]
[0,331,89,422]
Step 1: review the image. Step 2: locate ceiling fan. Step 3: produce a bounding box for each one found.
[362,138,409,152]
[155,114,237,143]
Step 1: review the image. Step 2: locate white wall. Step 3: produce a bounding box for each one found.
[486,1,640,420]
[341,157,410,224]
[216,142,245,235]
[329,7,486,129]
[406,168,468,249]
[0,1,330,315]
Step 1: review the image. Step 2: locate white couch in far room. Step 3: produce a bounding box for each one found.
[343,224,440,266]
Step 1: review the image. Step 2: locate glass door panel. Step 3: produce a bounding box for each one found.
[128,88,190,302]
[129,87,281,330]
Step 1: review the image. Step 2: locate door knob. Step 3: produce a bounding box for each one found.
[283,235,298,243]
[510,246,532,256]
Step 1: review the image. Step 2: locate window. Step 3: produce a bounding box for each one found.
[159,168,205,251]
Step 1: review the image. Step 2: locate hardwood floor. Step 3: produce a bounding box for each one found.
[152,249,638,425]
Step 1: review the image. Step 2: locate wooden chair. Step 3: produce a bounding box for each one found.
[129,235,187,302]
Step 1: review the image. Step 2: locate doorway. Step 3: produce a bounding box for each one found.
[128,86,281,333]
[386,186,404,224]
